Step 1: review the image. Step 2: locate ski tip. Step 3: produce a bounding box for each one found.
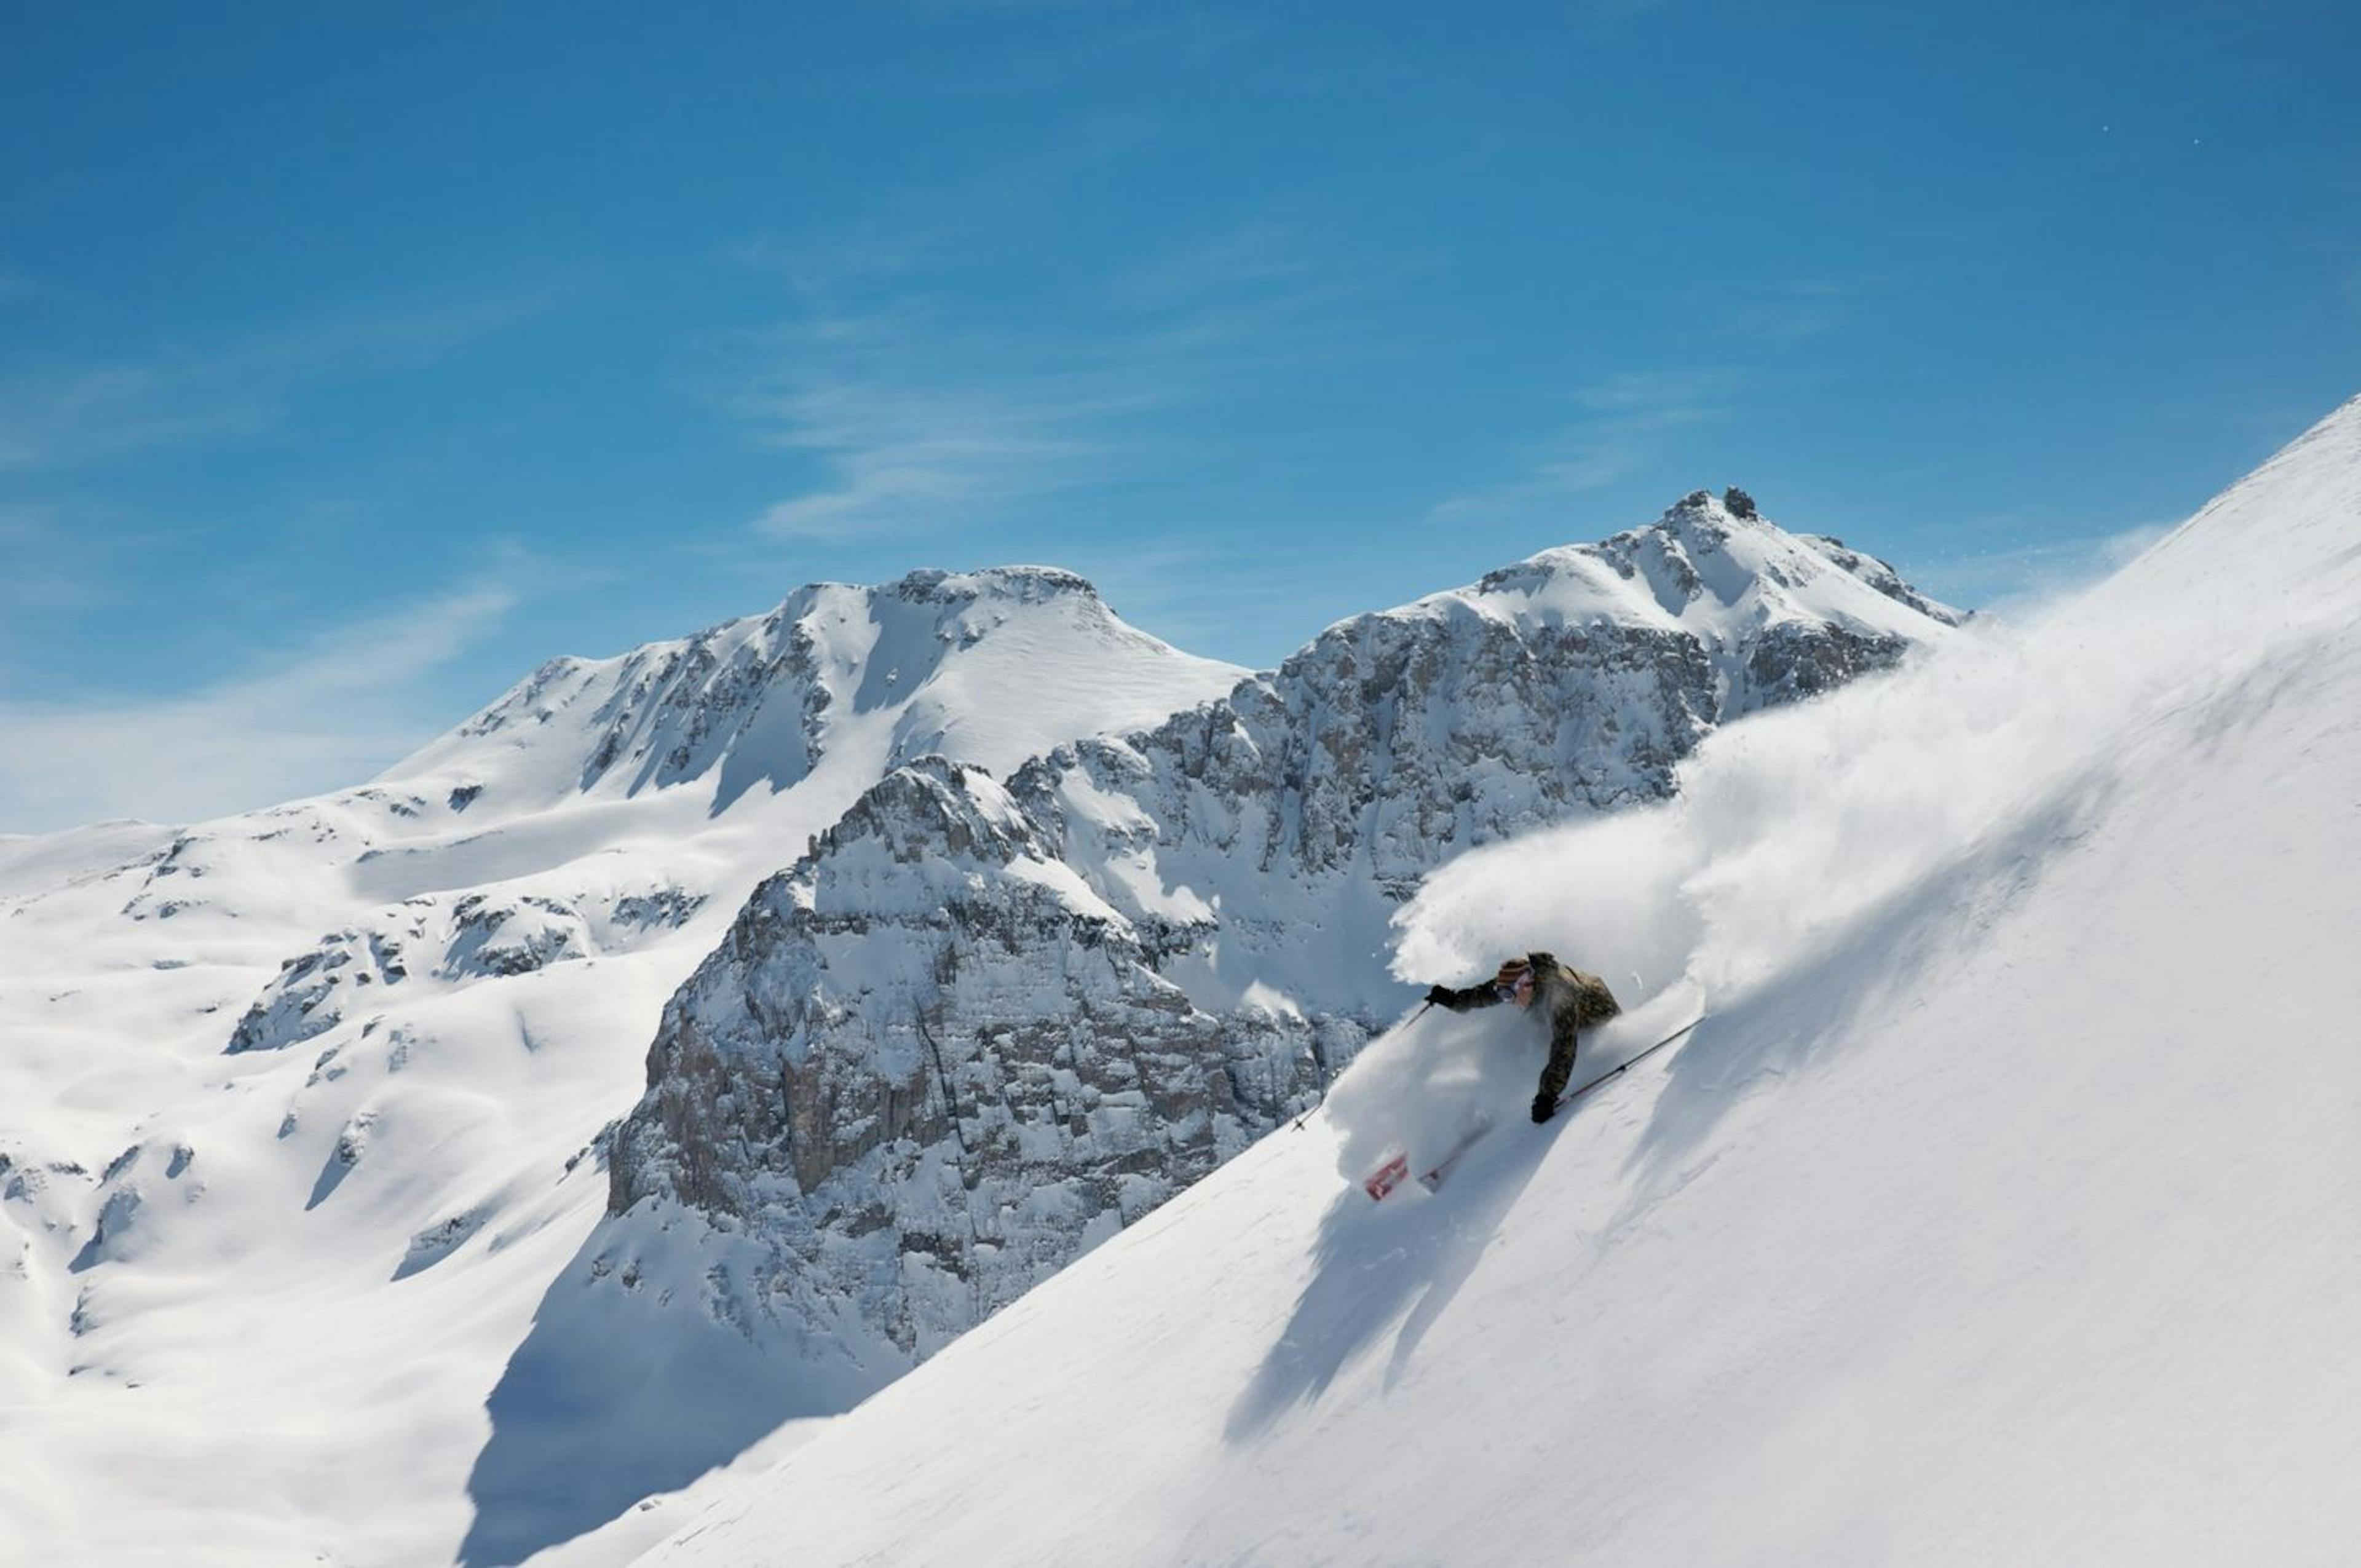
[1362,1152,1410,1202]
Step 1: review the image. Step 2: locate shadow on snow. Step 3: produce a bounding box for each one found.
[1224,1119,1549,1444]
[456,1207,888,1567]
[1227,753,2134,1448]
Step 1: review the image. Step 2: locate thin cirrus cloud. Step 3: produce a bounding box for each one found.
[734,207,1367,544]
[1907,520,2178,615]
[741,316,1326,544]
[0,506,121,619]
[1430,368,1742,521]
[0,360,280,473]
[1712,277,1860,347]
[0,295,552,473]
[743,348,1140,543]
[0,581,520,834]
[1104,220,1316,313]
[0,293,564,833]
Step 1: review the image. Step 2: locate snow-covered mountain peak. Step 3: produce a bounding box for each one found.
[884,563,1101,606]
[1589,487,1962,632]
[1649,482,1752,544]
[378,567,1243,820]
[1360,489,1961,658]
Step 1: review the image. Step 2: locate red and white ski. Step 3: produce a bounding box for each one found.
[1361,1152,1412,1202]
[1358,1015,1707,1202]
[1362,1114,1496,1202]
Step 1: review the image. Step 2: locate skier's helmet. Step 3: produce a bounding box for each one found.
[1494,956,1533,999]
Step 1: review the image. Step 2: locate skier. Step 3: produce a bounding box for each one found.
[1425,952,1621,1123]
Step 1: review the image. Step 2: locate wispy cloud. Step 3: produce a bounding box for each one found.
[0,362,275,471]
[1107,220,1316,312]
[0,504,121,618]
[891,6,1265,92]
[0,579,520,834]
[0,503,56,548]
[729,122,1150,301]
[734,213,1363,542]
[738,311,1173,542]
[1431,368,1741,521]
[907,0,1142,15]
[0,295,550,473]
[1904,520,2175,614]
[1712,278,1861,346]
[1066,537,1326,667]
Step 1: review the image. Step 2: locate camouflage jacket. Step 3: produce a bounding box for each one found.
[1433,951,1622,1102]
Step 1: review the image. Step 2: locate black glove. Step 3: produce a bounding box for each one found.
[1424,984,1454,1007]
[1530,1091,1557,1125]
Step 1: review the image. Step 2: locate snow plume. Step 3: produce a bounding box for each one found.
[1361,394,2361,1180]
[1342,619,2131,1182]
[1394,620,2135,1004]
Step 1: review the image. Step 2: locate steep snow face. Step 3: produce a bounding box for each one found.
[0,571,1242,1568]
[587,493,1959,1512]
[630,400,2361,1568]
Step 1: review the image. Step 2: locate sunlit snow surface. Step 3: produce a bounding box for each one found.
[0,571,1243,1568]
[636,400,2361,1567]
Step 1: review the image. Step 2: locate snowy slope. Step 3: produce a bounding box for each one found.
[543,494,1960,1566]
[0,570,1241,1568]
[632,403,2361,1568]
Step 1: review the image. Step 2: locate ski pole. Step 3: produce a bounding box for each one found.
[1554,1015,1704,1112]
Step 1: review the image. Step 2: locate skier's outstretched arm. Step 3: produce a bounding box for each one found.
[1425,980,1505,1013]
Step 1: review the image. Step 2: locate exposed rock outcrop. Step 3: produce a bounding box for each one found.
[607,759,1339,1356]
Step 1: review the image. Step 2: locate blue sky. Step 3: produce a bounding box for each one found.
[3,1,2357,830]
